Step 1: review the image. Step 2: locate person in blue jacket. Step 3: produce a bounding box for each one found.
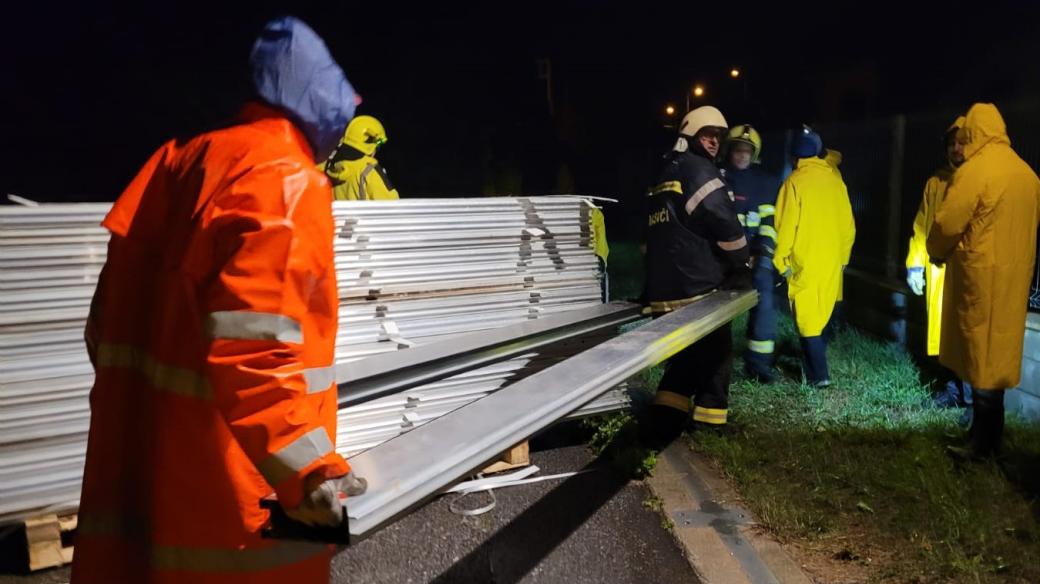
[722,124,781,382]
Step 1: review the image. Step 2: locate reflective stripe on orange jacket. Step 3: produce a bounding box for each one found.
[71,102,349,583]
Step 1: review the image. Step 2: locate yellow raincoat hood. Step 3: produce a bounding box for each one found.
[959,103,1009,160]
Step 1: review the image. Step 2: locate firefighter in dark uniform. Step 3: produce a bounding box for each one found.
[722,124,781,382]
[641,106,752,447]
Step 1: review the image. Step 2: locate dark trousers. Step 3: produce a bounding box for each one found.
[658,322,733,423]
[745,260,777,374]
[969,388,1005,456]
[799,335,829,385]
[597,257,609,303]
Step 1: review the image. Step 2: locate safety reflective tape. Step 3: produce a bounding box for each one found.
[256,427,334,487]
[652,180,683,195]
[758,225,778,241]
[97,343,212,400]
[648,292,710,314]
[737,213,747,226]
[653,390,692,413]
[685,178,725,214]
[359,164,376,201]
[303,365,336,394]
[717,235,748,251]
[79,513,325,572]
[206,311,303,344]
[748,339,775,354]
[758,204,776,218]
[692,406,728,425]
[745,211,761,228]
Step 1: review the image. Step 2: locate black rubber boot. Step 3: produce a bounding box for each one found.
[743,350,778,383]
[638,405,689,451]
[949,388,1005,461]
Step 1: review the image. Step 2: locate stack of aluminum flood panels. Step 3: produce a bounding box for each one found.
[0,197,622,523]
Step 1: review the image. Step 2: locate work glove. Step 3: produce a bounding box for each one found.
[907,267,925,296]
[285,471,368,527]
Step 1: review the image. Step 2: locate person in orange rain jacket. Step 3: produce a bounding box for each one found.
[73,16,365,584]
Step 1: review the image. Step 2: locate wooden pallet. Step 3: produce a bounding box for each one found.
[481,441,530,474]
[24,513,76,571]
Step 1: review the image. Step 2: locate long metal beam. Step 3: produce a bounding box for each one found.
[343,290,757,540]
[337,302,642,405]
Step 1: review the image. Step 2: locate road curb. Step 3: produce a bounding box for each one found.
[646,442,813,584]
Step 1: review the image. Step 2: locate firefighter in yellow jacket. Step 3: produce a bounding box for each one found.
[927,103,1040,458]
[589,205,610,301]
[774,126,856,387]
[906,117,969,410]
[324,115,400,200]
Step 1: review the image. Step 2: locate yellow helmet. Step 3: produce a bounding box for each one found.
[727,124,762,163]
[343,115,387,156]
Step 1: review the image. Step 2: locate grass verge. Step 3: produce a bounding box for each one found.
[697,312,1040,583]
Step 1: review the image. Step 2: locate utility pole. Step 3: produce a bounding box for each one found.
[537,58,554,116]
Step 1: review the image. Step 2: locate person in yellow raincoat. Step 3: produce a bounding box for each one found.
[774,126,856,386]
[324,115,400,200]
[927,103,1040,458]
[589,205,610,301]
[906,117,970,411]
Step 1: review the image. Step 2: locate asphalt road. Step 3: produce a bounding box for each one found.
[1,446,698,584]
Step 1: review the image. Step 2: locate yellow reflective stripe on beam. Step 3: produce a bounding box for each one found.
[651,180,683,195]
[745,215,761,228]
[718,235,748,251]
[97,343,212,400]
[759,225,778,241]
[757,204,776,217]
[653,390,691,413]
[748,339,775,354]
[78,513,326,572]
[692,406,727,425]
[303,365,337,394]
[737,213,747,226]
[256,427,334,487]
[206,311,303,344]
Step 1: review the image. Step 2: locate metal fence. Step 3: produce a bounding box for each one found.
[764,99,1040,309]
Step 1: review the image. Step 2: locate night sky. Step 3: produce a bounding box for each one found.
[3,2,1039,219]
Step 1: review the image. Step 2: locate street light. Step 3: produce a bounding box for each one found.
[730,68,741,79]
[665,105,676,116]
[685,85,706,113]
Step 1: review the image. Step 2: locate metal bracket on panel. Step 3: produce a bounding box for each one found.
[380,320,416,349]
[527,306,543,319]
[529,291,542,303]
[523,275,535,288]
[338,218,359,239]
[357,270,373,287]
[401,411,420,429]
[365,288,382,301]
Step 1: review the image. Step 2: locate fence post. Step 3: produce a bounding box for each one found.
[885,115,907,279]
